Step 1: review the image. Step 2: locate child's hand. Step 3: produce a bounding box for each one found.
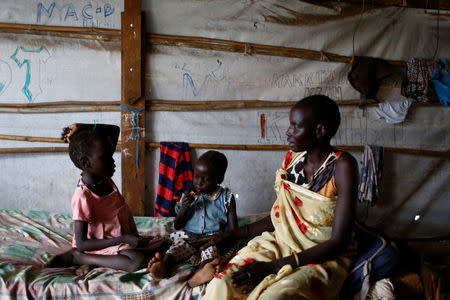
[146,236,166,250]
[136,235,150,248]
[122,234,147,248]
[61,123,80,143]
[181,190,195,209]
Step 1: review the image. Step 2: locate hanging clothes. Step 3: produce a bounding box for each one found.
[401,58,434,102]
[375,100,412,124]
[358,145,384,206]
[155,142,194,217]
[429,59,450,106]
[348,56,391,106]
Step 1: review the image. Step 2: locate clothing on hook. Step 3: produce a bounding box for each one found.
[358,145,384,206]
[429,59,450,106]
[347,56,391,104]
[155,142,194,217]
[401,58,434,102]
[375,100,411,124]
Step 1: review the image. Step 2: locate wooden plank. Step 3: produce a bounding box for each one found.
[121,0,146,216]
[147,34,407,67]
[146,142,450,158]
[0,106,119,113]
[0,146,121,154]
[0,22,120,41]
[341,0,449,10]
[0,134,62,143]
[0,147,68,154]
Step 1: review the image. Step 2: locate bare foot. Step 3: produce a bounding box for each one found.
[187,258,220,287]
[75,264,92,276]
[46,249,78,267]
[148,252,167,279]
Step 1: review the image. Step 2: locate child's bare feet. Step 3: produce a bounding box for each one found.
[46,249,79,267]
[75,264,92,276]
[187,258,221,287]
[148,252,167,279]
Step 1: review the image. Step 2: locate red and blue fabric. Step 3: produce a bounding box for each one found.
[155,142,194,217]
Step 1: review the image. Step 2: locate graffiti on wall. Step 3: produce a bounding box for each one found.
[37,1,117,28]
[175,60,231,99]
[0,46,51,102]
[10,46,51,102]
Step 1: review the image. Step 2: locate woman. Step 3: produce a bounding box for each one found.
[199,95,359,300]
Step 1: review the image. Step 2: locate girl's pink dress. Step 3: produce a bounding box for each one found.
[71,177,137,255]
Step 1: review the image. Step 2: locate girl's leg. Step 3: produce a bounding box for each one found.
[46,248,80,267]
[73,249,146,272]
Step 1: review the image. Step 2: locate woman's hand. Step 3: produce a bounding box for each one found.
[186,232,231,250]
[231,260,279,294]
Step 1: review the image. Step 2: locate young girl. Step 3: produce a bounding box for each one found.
[148,150,238,285]
[47,123,162,272]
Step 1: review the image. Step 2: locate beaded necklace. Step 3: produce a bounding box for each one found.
[77,178,105,188]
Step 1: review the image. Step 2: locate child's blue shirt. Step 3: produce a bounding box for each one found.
[175,187,232,235]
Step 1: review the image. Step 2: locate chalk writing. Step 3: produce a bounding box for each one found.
[305,86,342,100]
[175,60,230,98]
[258,109,419,149]
[37,2,116,28]
[271,70,348,88]
[10,46,51,102]
[0,60,12,96]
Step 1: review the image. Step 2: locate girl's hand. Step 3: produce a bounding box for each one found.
[231,261,279,294]
[136,235,150,248]
[61,123,80,143]
[122,234,147,248]
[145,236,166,250]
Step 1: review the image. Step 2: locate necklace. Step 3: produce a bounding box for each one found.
[77,178,104,188]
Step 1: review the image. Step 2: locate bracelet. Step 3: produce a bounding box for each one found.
[292,252,300,267]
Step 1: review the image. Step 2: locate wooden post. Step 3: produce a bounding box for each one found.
[121,0,146,215]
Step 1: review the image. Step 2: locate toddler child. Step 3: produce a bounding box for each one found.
[47,123,163,272]
[148,150,238,285]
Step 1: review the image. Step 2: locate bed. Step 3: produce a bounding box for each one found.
[0,209,265,299]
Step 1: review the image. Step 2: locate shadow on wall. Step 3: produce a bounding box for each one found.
[358,152,448,238]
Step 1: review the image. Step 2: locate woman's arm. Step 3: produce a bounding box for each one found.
[194,215,274,250]
[74,220,145,252]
